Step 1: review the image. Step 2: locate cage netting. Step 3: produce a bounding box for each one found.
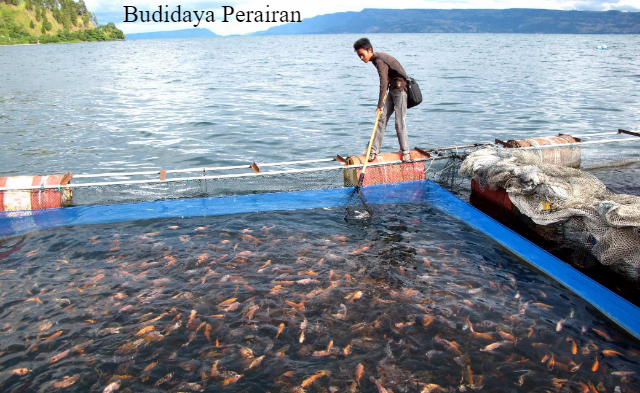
[460,147,640,280]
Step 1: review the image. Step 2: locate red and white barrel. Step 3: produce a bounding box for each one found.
[344,150,428,187]
[504,135,581,168]
[0,174,72,212]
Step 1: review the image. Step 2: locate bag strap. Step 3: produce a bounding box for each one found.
[378,56,411,81]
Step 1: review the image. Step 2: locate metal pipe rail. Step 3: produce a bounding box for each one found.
[0,156,452,191]
[72,158,340,179]
[512,137,640,150]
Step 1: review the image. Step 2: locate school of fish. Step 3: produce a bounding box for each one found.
[0,206,639,392]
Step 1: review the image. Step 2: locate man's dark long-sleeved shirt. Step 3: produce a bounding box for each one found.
[371,52,407,109]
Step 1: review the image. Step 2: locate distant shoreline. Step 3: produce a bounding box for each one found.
[0,39,125,47]
[118,31,640,41]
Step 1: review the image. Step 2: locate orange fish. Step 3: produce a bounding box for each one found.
[257,260,271,272]
[245,355,265,370]
[135,326,155,337]
[285,300,305,310]
[154,373,173,386]
[218,298,237,307]
[270,285,285,295]
[369,376,389,393]
[102,380,121,393]
[276,323,285,338]
[602,350,623,357]
[221,374,242,386]
[345,291,363,302]
[479,341,510,352]
[42,331,63,341]
[568,360,581,372]
[420,384,443,393]
[592,328,610,341]
[473,331,494,340]
[143,331,164,342]
[463,365,473,384]
[12,368,31,375]
[591,357,599,372]
[142,361,158,373]
[25,297,43,304]
[52,375,80,388]
[143,314,165,324]
[301,370,330,388]
[210,360,220,378]
[26,248,39,257]
[350,246,370,255]
[422,315,435,327]
[49,349,70,363]
[497,331,515,343]
[355,363,364,385]
[204,324,212,341]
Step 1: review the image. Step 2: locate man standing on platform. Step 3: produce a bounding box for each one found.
[354,38,411,162]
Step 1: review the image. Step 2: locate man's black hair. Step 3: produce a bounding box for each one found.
[353,38,372,52]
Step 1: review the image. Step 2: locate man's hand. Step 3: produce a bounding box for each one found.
[376,107,383,116]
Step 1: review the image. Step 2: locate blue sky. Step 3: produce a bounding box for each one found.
[87,0,640,35]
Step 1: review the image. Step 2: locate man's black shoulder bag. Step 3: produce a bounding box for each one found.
[380,58,423,109]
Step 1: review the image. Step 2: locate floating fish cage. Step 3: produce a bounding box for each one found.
[1,135,640,392]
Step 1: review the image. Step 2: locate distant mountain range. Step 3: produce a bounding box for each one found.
[126,28,218,40]
[252,8,640,35]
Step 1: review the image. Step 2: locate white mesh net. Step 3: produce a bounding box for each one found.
[460,147,640,280]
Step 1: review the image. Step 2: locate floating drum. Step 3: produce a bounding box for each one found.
[344,150,427,187]
[0,174,72,212]
[471,179,514,212]
[503,134,581,168]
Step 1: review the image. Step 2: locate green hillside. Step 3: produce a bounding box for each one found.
[0,0,124,45]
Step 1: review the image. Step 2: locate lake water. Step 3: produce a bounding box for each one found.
[2,34,640,392]
[1,34,639,180]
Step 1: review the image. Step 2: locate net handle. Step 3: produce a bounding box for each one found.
[361,91,388,180]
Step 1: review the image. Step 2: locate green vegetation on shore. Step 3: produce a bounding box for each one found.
[0,0,124,45]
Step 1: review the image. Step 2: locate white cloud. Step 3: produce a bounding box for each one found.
[87,0,640,35]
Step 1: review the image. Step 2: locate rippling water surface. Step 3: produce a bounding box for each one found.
[1,35,640,392]
[1,34,639,177]
[1,204,639,392]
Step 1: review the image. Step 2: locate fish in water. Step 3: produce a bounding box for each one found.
[4,211,640,393]
[102,380,121,393]
[355,363,364,385]
[301,370,330,388]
